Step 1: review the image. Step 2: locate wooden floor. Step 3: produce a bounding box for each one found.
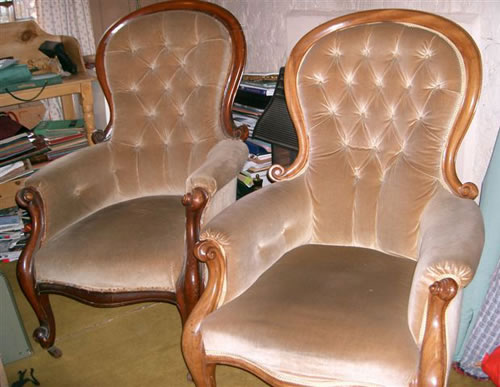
[1,261,494,387]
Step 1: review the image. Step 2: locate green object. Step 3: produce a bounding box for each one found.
[454,130,500,361]
[0,73,62,94]
[34,119,85,137]
[0,64,32,87]
[0,271,32,364]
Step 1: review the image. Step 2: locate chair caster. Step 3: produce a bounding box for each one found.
[47,346,62,358]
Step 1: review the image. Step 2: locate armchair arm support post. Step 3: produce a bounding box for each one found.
[176,187,209,324]
[15,187,57,352]
[182,239,226,386]
[417,278,458,387]
[91,129,107,144]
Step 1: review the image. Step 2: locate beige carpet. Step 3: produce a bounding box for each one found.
[1,261,494,387]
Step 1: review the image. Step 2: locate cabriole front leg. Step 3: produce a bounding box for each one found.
[16,187,61,357]
[417,278,458,386]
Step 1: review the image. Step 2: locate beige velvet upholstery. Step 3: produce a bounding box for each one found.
[19,3,247,299]
[35,196,185,291]
[183,10,484,387]
[202,245,419,386]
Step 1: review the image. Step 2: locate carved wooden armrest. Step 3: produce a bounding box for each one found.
[186,139,248,197]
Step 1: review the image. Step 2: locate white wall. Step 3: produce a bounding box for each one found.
[211,0,500,195]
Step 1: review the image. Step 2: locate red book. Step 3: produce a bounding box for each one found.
[47,133,85,145]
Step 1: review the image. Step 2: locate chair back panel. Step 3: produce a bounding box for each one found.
[292,17,476,258]
[101,9,233,196]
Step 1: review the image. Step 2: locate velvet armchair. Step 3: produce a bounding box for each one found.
[15,0,247,358]
[182,9,484,387]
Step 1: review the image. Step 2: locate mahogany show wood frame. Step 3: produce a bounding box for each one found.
[15,0,246,358]
[183,9,482,387]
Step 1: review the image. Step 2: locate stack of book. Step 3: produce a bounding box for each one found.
[32,119,89,162]
[233,73,278,198]
[233,72,277,139]
[0,133,49,169]
[0,206,29,262]
[0,161,36,184]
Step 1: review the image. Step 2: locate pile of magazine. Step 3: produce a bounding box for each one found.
[0,206,29,262]
[232,72,277,139]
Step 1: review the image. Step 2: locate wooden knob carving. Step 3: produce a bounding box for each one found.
[268,164,286,182]
[458,182,478,200]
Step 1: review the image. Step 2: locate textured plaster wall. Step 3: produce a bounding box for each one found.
[210,0,500,194]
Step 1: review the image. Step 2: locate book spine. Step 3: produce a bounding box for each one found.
[239,84,268,96]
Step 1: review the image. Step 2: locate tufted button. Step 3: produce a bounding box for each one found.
[389,106,396,121]
[345,72,354,85]
[326,102,338,115]
[328,47,342,57]
[353,167,361,182]
[420,46,434,59]
[362,47,371,57]
[358,104,367,117]
[375,76,384,88]
[431,80,443,90]
[314,73,326,84]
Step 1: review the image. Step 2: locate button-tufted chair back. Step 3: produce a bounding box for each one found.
[283,10,481,259]
[97,4,240,198]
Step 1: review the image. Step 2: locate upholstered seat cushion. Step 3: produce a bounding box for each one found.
[35,196,185,292]
[201,244,419,386]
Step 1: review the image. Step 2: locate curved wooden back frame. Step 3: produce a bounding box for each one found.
[273,9,482,200]
[93,0,247,143]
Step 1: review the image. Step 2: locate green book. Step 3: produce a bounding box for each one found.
[0,73,62,94]
[0,64,32,87]
[34,119,85,137]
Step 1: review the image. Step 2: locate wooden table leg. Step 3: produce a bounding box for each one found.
[60,95,76,120]
[80,81,95,144]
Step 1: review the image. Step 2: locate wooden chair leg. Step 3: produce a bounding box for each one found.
[30,293,60,356]
[16,188,61,357]
[187,357,216,387]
